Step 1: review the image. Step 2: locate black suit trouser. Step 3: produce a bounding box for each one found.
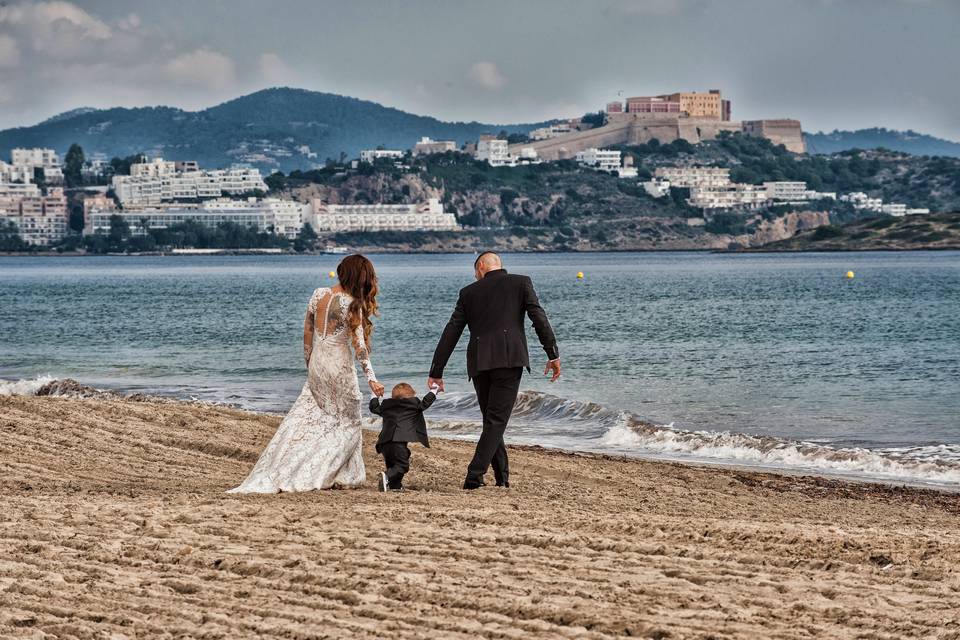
[467,367,522,485]
[381,442,410,489]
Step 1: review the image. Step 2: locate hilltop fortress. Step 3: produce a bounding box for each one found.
[511,90,805,160]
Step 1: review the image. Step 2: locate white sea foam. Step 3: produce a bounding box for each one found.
[599,421,960,486]
[433,390,960,487]
[0,375,56,396]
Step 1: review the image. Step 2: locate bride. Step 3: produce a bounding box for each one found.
[229,254,385,493]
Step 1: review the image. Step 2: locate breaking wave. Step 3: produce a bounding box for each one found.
[0,375,57,396]
[7,378,959,487]
[432,390,960,487]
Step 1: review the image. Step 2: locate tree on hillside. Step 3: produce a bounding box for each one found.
[294,222,318,252]
[64,143,85,188]
[109,153,146,176]
[108,214,130,249]
[581,111,607,128]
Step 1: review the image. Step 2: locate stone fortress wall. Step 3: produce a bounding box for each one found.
[509,112,805,161]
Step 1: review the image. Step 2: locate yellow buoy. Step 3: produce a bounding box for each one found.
[846,271,855,279]
[328,271,336,278]
[576,271,584,280]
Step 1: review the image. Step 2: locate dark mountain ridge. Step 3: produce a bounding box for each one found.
[0,88,547,172]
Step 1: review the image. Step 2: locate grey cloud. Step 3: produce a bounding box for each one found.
[0,0,957,140]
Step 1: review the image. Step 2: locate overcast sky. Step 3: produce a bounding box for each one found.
[0,0,958,139]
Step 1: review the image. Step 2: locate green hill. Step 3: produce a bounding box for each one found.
[805,128,960,158]
[755,212,960,251]
[0,88,546,172]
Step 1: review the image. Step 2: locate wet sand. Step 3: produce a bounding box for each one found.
[2,393,959,639]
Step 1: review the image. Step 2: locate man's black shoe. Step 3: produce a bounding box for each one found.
[462,480,485,490]
[495,481,510,488]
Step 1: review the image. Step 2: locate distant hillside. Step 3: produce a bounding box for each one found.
[0,88,546,172]
[755,212,960,251]
[805,128,960,158]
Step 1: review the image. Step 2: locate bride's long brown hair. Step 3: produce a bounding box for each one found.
[336,254,379,352]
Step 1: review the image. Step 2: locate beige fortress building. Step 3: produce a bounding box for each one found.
[511,90,804,160]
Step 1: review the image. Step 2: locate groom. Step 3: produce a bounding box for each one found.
[428,252,560,490]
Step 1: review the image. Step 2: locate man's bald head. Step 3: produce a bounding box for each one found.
[474,251,502,279]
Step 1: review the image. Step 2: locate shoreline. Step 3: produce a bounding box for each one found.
[2,392,959,638]
[4,246,960,257]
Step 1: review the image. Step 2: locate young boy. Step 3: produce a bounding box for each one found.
[369,382,438,491]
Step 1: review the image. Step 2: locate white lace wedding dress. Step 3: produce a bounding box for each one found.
[228,288,376,493]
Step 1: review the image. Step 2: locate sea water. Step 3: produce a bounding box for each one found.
[1,252,958,486]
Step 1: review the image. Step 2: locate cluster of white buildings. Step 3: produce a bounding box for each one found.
[839,192,929,217]
[640,166,932,216]
[85,195,460,238]
[8,148,63,183]
[575,148,638,178]
[111,158,268,207]
[308,197,459,233]
[643,166,838,210]
[0,148,70,245]
[358,137,459,165]
[473,136,544,168]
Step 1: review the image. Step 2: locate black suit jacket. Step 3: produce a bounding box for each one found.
[370,393,435,453]
[430,269,559,379]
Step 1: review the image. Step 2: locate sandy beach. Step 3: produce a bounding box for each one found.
[2,393,959,639]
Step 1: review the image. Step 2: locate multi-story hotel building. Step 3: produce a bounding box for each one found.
[764,181,837,202]
[0,160,35,184]
[359,149,404,163]
[688,184,770,210]
[86,198,305,238]
[112,161,268,207]
[11,147,63,183]
[654,166,731,189]
[1,187,69,245]
[307,197,459,233]
[476,136,515,167]
[575,148,623,173]
[412,137,457,156]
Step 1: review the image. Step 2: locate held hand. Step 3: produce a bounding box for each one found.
[369,380,385,397]
[427,377,445,393]
[544,359,561,382]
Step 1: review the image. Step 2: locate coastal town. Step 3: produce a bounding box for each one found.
[0,89,934,249]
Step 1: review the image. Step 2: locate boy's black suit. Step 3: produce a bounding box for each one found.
[430,268,558,487]
[370,393,435,489]
[369,393,435,453]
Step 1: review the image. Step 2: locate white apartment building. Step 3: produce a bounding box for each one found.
[0,160,34,184]
[476,137,514,167]
[130,158,176,178]
[0,181,42,202]
[529,123,574,141]
[360,149,404,163]
[764,181,837,202]
[11,148,63,182]
[688,184,769,210]
[576,148,622,173]
[654,166,731,189]
[112,165,268,207]
[840,192,883,212]
[880,203,907,217]
[412,137,457,156]
[86,198,305,239]
[1,188,69,245]
[307,197,460,233]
